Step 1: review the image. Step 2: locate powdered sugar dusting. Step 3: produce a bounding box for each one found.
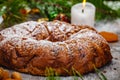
[0,20,112,76]
[0,20,108,57]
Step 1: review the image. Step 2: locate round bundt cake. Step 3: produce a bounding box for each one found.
[0,20,112,76]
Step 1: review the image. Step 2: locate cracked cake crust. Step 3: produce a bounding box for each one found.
[0,20,112,75]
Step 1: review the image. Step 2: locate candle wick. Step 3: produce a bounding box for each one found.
[82,9,84,13]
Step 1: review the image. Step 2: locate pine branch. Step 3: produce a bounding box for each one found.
[0,0,28,27]
[0,0,119,28]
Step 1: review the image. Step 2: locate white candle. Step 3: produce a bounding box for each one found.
[71,2,96,27]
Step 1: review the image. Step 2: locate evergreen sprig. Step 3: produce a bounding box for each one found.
[45,66,107,80]
[0,0,28,27]
[32,0,119,21]
[94,65,107,80]
[0,0,119,28]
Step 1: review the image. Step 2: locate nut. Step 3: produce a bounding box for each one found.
[11,72,22,80]
[4,78,14,80]
[0,68,10,80]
